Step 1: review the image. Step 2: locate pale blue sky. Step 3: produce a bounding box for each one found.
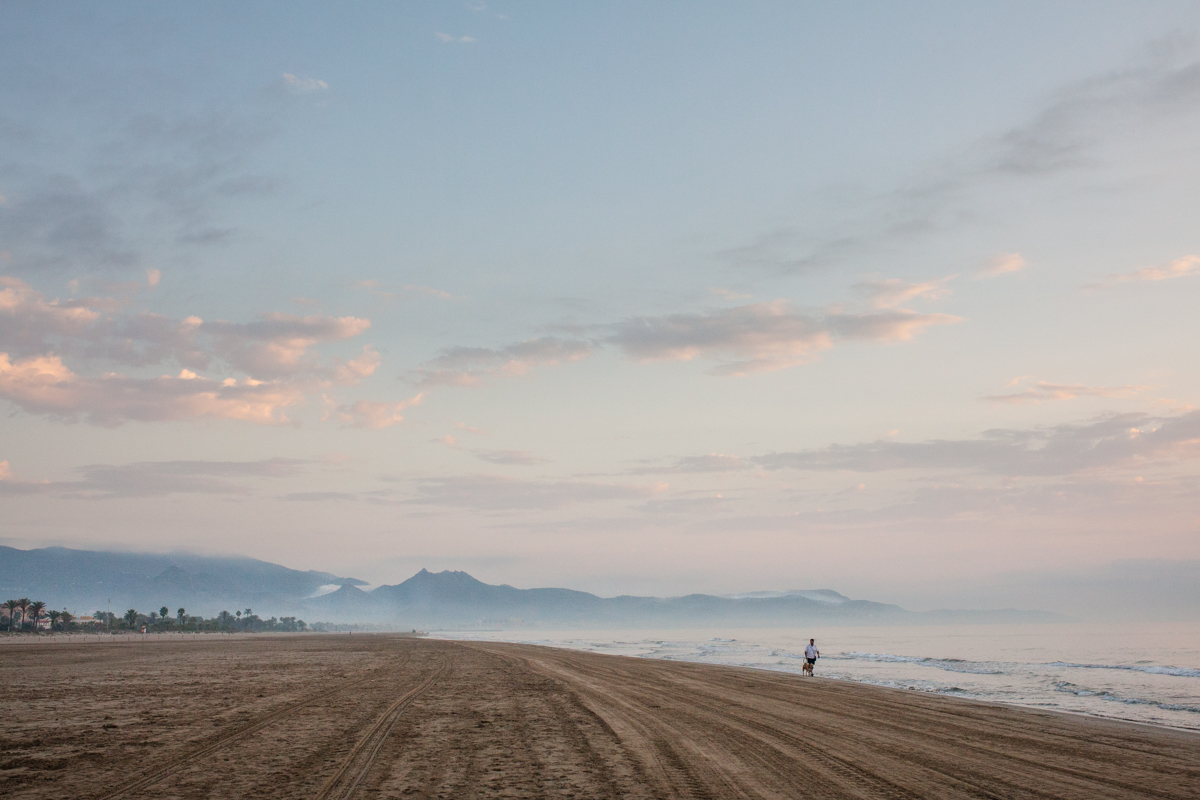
[2,2,1199,609]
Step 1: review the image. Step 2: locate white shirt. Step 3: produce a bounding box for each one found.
[805,644,818,659]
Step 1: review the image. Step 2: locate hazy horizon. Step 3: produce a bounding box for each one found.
[2,3,1199,618]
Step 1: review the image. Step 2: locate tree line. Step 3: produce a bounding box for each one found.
[3,599,307,633]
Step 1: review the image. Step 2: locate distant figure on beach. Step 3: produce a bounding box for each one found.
[803,639,819,676]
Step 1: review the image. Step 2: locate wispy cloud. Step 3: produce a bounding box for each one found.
[417,280,961,383]
[976,253,1027,279]
[1090,254,1200,288]
[985,379,1146,404]
[415,337,594,387]
[752,410,1200,477]
[435,32,476,43]
[720,54,1200,277]
[0,458,305,499]
[326,394,423,429]
[631,453,752,474]
[853,276,955,309]
[281,73,329,93]
[610,299,960,376]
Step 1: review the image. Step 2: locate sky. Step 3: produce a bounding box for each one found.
[2,2,1199,612]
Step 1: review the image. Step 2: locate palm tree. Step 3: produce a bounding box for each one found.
[124,609,139,630]
[1,600,15,632]
[48,609,61,631]
[28,601,45,632]
[176,608,185,628]
[16,598,30,631]
[60,610,75,630]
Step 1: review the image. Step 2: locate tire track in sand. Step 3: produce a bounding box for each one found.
[89,654,407,800]
[313,657,449,800]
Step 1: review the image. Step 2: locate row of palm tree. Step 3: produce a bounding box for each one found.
[2,598,68,632]
[2,599,309,634]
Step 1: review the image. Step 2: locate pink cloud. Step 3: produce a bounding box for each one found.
[612,300,960,376]
[854,276,954,309]
[0,352,306,426]
[985,379,1147,404]
[329,394,423,429]
[0,276,387,426]
[976,253,1026,278]
[205,312,371,380]
[333,345,382,385]
[415,337,593,387]
[1115,255,1200,283]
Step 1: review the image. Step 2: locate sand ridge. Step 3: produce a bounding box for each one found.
[1,634,1196,798]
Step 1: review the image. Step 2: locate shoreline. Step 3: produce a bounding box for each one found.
[3,634,1197,798]
[4,628,1197,735]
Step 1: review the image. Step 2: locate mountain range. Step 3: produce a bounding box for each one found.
[0,545,1062,627]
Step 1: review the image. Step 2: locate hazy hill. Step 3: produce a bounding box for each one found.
[0,546,364,617]
[308,568,1061,627]
[0,546,1062,626]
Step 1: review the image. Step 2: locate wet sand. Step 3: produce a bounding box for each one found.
[1,634,1196,799]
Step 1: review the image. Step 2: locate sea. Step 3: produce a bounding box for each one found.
[436,621,1200,732]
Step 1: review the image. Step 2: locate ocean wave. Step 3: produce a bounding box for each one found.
[1046,661,1200,679]
[842,652,1004,675]
[1053,681,1200,713]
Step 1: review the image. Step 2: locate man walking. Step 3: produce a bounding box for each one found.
[804,638,819,676]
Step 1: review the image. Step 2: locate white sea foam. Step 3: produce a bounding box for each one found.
[1046,661,1200,678]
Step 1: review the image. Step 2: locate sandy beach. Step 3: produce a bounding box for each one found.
[1,634,1196,799]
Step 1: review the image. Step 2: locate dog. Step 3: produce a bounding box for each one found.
[801,660,814,676]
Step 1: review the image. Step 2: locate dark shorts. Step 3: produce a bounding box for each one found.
[806,657,816,665]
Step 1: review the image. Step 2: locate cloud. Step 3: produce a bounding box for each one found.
[610,300,960,376]
[328,394,423,429]
[0,277,387,425]
[0,458,305,499]
[408,475,665,511]
[977,253,1027,279]
[281,73,329,93]
[417,281,960,384]
[0,460,10,480]
[985,379,1146,404]
[145,269,162,287]
[472,449,549,466]
[0,276,108,356]
[0,176,139,275]
[435,33,476,43]
[752,410,1200,477]
[415,337,594,387]
[853,276,954,308]
[1105,254,1200,285]
[205,312,372,380]
[632,453,752,474]
[0,353,308,426]
[721,54,1200,277]
[332,345,381,386]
